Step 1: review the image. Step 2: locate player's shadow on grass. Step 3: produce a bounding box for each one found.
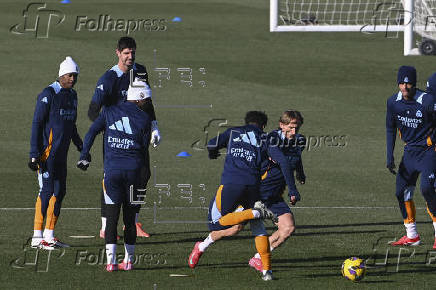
[296,221,433,230]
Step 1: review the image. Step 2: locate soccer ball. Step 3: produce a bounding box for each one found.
[341,257,366,282]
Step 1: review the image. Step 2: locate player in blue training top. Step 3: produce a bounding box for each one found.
[78,80,152,272]
[88,37,160,238]
[386,66,436,249]
[188,111,298,281]
[28,57,83,250]
[248,110,306,271]
[187,111,307,273]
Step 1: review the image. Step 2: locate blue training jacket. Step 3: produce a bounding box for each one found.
[81,101,151,171]
[30,81,82,163]
[207,124,297,196]
[386,89,436,166]
[91,63,148,110]
[260,130,305,200]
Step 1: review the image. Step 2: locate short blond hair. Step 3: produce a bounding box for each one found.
[279,110,304,126]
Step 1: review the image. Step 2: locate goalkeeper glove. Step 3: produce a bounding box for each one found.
[28,158,39,171]
[77,153,91,171]
[150,120,161,148]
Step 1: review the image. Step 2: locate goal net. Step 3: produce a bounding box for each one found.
[270,0,436,55]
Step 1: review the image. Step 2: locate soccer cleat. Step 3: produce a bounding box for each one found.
[105,264,118,272]
[262,270,274,281]
[248,257,263,272]
[38,240,55,250]
[99,230,120,240]
[135,223,150,237]
[119,261,133,271]
[188,242,203,269]
[253,201,278,223]
[31,237,43,248]
[390,235,421,246]
[46,238,70,248]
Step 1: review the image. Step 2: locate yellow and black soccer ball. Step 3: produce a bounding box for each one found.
[341,257,366,282]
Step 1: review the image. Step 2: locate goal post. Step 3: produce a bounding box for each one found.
[269,0,436,56]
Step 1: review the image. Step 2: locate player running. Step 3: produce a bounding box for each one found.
[249,110,306,271]
[386,66,436,249]
[188,111,298,281]
[29,56,83,250]
[188,111,306,273]
[78,80,152,271]
[88,37,159,238]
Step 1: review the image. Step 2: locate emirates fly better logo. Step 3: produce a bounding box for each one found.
[10,3,65,39]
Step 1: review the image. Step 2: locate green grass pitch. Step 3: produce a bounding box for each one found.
[1,0,436,289]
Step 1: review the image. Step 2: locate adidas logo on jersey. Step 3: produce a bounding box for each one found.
[416,110,422,117]
[41,97,48,103]
[109,117,133,134]
[97,84,104,91]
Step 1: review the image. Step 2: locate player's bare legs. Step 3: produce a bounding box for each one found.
[269,213,295,249]
[188,225,243,268]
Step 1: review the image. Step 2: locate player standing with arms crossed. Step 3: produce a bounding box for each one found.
[29,57,83,250]
[78,80,152,271]
[88,37,160,238]
[386,66,436,249]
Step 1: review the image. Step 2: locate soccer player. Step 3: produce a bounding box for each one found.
[386,66,436,249]
[88,37,160,238]
[188,111,306,272]
[78,80,152,271]
[249,110,305,271]
[188,111,298,281]
[29,56,82,250]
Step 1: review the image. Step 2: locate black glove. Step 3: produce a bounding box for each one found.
[387,161,396,175]
[77,160,90,171]
[77,154,91,171]
[296,170,306,185]
[28,158,39,171]
[208,150,220,159]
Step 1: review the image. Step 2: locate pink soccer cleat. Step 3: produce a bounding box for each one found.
[433,238,436,250]
[248,256,263,272]
[105,264,118,272]
[390,235,421,246]
[188,242,203,269]
[119,261,133,271]
[135,223,150,237]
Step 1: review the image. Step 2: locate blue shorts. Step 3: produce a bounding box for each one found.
[208,184,259,231]
[103,169,142,206]
[264,196,291,217]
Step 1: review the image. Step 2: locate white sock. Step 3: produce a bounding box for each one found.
[433,222,436,237]
[199,234,214,252]
[124,244,135,263]
[135,213,139,224]
[404,222,418,239]
[33,230,42,238]
[43,229,54,240]
[106,244,117,264]
[101,217,106,231]
[254,253,261,259]
[252,210,260,219]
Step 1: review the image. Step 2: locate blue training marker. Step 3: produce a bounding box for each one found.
[172,17,182,22]
[61,0,70,3]
[177,151,191,157]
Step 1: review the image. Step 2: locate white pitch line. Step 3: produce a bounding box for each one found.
[0,206,425,210]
